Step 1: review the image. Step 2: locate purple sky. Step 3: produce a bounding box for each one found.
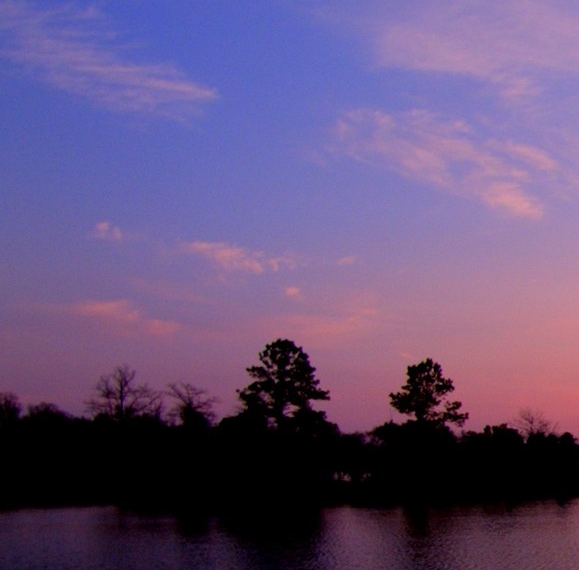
[3,0,579,433]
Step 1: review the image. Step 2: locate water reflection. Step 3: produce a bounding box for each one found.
[210,510,327,570]
[3,502,579,569]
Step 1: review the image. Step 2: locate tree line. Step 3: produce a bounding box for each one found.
[1,338,578,513]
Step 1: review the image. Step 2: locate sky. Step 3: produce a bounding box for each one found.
[3,0,579,434]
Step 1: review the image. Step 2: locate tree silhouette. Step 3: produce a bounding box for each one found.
[0,392,21,428]
[166,382,216,430]
[389,358,468,427]
[86,365,161,421]
[514,408,556,439]
[238,339,330,431]
[25,402,70,424]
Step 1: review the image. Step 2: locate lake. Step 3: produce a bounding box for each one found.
[1,501,579,569]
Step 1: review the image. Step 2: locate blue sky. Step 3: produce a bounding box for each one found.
[4,0,579,432]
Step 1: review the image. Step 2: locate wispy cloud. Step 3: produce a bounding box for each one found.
[89,221,123,242]
[317,1,579,104]
[0,0,217,118]
[70,300,181,336]
[181,241,298,274]
[331,108,557,218]
[285,286,301,299]
[336,255,357,266]
[266,307,379,349]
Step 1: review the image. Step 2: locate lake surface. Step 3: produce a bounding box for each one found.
[1,501,579,570]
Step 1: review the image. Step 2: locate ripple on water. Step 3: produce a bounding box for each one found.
[2,501,579,570]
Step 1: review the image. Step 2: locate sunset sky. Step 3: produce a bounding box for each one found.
[4,0,579,433]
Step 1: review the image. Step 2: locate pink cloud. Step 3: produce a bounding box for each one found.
[320,1,579,103]
[90,221,123,242]
[482,182,544,219]
[181,241,297,274]
[0,0,217,118]
[331,108,551,218]
[71,300,181,337]
[336,255,357,266]
[263,307,380,350]
[285,286,301,299]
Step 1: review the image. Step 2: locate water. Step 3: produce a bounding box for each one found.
[1,502,579,570]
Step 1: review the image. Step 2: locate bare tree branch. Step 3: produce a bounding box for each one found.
[86,365,162,420]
